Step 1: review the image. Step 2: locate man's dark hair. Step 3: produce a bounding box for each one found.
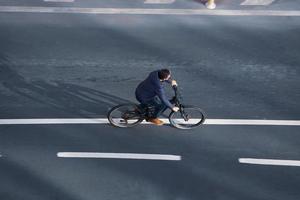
[158,69,171,80]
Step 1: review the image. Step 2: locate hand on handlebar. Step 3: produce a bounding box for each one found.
[171,80,177,87]
[172,106,179,112]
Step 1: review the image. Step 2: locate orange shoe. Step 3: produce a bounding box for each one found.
[147,118,164,126]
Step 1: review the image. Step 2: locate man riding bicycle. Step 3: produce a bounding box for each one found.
[135,69,179,125]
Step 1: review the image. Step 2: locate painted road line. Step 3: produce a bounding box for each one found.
[44,0,74,2]
[205,119,300,126]
[0,118,108,125]
[239,158,300,167]
[1,118,300,126]
[144,0,175,4]
[0,6,300,16]
[57,152,181,161]
[241,0,275,6]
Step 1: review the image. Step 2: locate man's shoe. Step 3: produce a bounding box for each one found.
[147,118,164,126]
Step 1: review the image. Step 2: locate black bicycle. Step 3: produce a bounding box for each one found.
[107,86,206,129]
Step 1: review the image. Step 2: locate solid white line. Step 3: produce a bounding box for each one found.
[239,158,300,167]
[241,0,275,6]
[205,119,300,126]
[57,152,181,161]
[0,118,108,125]
[0,6,300,16]
[1,118,300,126]
[144,0,175,4]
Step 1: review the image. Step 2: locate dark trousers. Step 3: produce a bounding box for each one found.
[137,96,175,118]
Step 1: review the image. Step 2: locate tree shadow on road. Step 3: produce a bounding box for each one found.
[0,53,132,118]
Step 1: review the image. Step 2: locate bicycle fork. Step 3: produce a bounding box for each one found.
[179,105,189,121]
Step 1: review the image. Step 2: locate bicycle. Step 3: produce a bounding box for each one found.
[107,86,206,129]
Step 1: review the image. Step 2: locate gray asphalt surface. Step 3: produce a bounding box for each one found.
[0,0,300,200]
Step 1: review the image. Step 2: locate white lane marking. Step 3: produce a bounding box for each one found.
[57,152,181,161]
[144,0,175,4]
[239,158,300,167]
[0,118,108,125]
[205,119,300,126]
[0,6,300,16]
[44,0,74,2]
[241,0,275,6]
[1,118,300,126]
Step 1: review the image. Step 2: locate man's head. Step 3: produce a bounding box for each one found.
[158,69,171,81]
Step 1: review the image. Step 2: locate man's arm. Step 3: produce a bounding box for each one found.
[165,79,178,87]
[156,87,173,109]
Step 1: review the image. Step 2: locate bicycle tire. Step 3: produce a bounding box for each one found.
[107,104,144,128]
[169,105,206,129]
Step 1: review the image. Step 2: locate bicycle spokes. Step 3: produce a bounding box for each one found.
[181,112,190,121]
[169,106,205,129]
[108,104,144,128]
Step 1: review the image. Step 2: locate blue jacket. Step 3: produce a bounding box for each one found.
[135,70,173,109]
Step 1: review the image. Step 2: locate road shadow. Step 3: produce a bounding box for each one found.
[0,53,132,118]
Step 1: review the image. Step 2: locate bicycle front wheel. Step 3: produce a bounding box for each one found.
[107,104,144,128]
[169,105,205,129]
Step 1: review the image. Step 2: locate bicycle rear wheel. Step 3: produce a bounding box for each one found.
[169,105,205,129]
[107,104,144,128]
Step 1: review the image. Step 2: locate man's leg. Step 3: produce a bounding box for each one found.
[143,98,164,125]
[155,102,167,118]
[154,96,176,117]
[153,96,177,118]
[142,96,175,125]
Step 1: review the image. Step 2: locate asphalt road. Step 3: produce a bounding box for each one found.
[0,0,300,200]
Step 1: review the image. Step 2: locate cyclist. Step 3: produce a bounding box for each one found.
[135,69,179,125]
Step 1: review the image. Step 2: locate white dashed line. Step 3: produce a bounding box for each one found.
[0,6,300,16]
[239,158,300,167]
[44,0,74,2]
[57,152,181,161]
[1,118,300,126]
[241,0,275,6]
